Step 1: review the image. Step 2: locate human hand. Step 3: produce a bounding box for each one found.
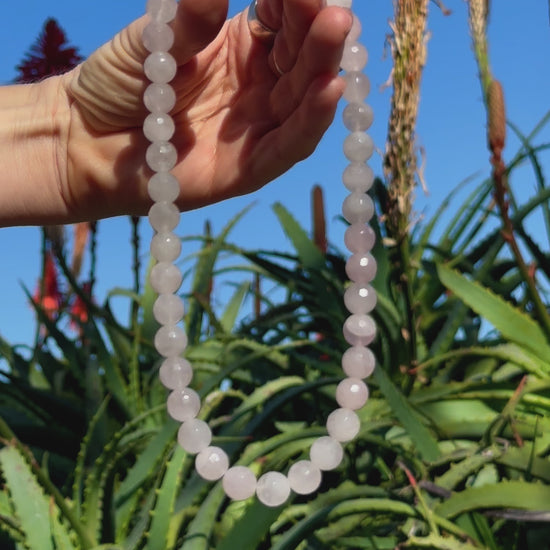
[58,0,353,221]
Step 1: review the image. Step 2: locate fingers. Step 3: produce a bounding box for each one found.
[270,6,352,121]
[248,74,345,191]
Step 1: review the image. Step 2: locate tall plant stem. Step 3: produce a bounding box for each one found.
[0,418,96,549]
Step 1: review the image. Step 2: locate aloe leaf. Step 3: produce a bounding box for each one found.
[404,533,482,549]
[373,367,441,461]
[438,265,550,362]
[436,480,550,518]
[0,445,55,550]
[220,281,250,334]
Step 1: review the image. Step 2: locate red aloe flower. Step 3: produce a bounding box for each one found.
[15,18,82,83]
[69,282,92,333]
[33,251,63,320]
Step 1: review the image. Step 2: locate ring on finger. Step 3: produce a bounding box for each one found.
[247,0,277,43]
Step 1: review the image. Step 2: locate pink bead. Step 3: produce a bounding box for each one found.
[148,201,180,232]
[342,163,374,193]
[151,232,181,262]
[342,192,374,224]
[223,466,257,501]
[345,253,377,283]
[148,172,180,202]
[159,357,193,389]
[178,419,211,454]
[343,72,370,103]
[154,325,188,356]
[343,132,374,163]
[144,51,177,84]
[344,224,376,253]
[326,408,360,442]
[150,261,182,293]
[153,293,184,325]
[336,378,369,410]
[166,387,200,421]
[344,283,377,314]
[143,83,176,113]
[341,42,368,72]
[343,102,374,132]
[342,346,376,379]
[142,21,174,52]
[146,141,178,172]
[310,436,344,471]
[343,314,376,346]
[195,446,229,481]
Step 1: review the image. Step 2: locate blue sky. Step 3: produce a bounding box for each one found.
[1,1,549,347]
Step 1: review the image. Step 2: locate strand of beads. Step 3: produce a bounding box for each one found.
[143,0,375,508]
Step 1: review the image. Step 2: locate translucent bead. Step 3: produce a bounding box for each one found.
[144,52,177,84]
[150,261,182,293]
[326,408,360,442]
[178,419,212,454]
[142,21,174,52]
[342,192,374,224]
[143,83,176,113]
[148,172,180,202]
[343,72,370,103]
[195,446,229,481]
[154,325,188,356]
[348,14,362,42]
[343,314,376,346]
[344,283,377,314]
[223,466,257,501]
[256,472,291,507]
[146,141,178,172]
[336,378,369,410]
[151,232,181,262]
[310,436,344,471]
[344,132,374,163]
[344,224,376,253]
[159,356,193,389]
[153,293,184,325]
[287,460,322,495]
[342,346,376,379]
[343,102,374,132]
[342,163,374,193]
[146,0,178,23]
[148,201,180,232]
[144,112,176,142]
[341,42,368,72]
[345,253,377,283]
[167,387,200,421]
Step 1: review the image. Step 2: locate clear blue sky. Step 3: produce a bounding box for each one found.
[1,1,549,347]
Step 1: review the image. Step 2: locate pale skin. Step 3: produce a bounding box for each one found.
[0,0,353,227]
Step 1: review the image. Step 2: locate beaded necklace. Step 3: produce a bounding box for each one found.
[142,0,375,507]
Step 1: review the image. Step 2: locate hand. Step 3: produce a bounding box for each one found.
[59,0,353,221]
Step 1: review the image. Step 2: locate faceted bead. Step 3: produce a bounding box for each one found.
[344,224,376,253]
[348,14,362,42]
[142,21,174,52]
[167,387,200,421]
[150,261,182,293]
[287,460,322,495]
[341,42,368,72]
[144,52,177,84]
[195,446,229,481]
[146,0,178,23]
[342,346,376,379]
[178,419,212,454]
[343,72,370,103]
[154,325,188,356]
[143,83,176,113]
[153,293,184,325]
[151,232,181,262]
[343,314,376,346]
[342,163,374,193]
[159,356,193,389]
[342,192,374,224]
[343,102,374,132]
[256,472,291,507]
[346,253,377,283]
[146,141,178,172]
[344,283,377,314]
[336,378,369,410]
[144,112,176,142]
[344,132,374,163]
[326,408,360,442]
[223,466,257,501]
[148,201,180,232]
[310,436,344,471]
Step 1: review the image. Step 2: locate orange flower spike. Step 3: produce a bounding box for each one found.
[33,251,63,319]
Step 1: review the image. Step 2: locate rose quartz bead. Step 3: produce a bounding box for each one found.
[336,378,369,410]
[287,460,322,495]
[343,314,376,346]
[159,357,193,389]
[348,14,362,42]
[178,419,212,454]
[148,172,180,202]
[344,132,374,163]
[150,261,182,293]
[343,72,370,103]
[146,0,178,23]
[144,112,176,142]
[144,52,177,84]
[195,446,229,481]
[153,293,184,325]
[342,192,374,224]
[326,408,360,442]
[148,201,180,232]
[341,42,368,72]
[223,466,257,501]
[144,83,176,113]
[345,253,377,283]
[256,472,291,507]
[151,232,181,262]
[344,224,376,253]
[343,102,374,132]
[344,283,377,314]
[310,436,344,471]
[342,346,376,379]
[146,141,178,172]
[154,325,188,356]
[142,21,174,52]
[166,387,200,421]
[342,163,374,193]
